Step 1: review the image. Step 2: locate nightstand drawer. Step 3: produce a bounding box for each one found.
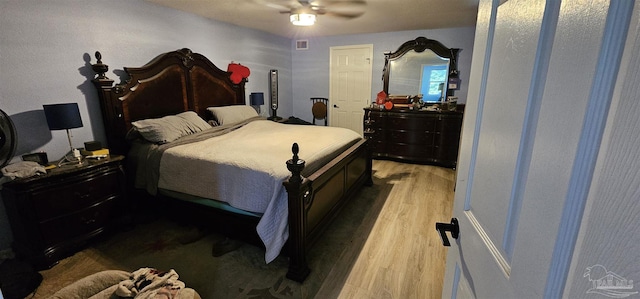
[38,196,117,245]
[31,171,120,221]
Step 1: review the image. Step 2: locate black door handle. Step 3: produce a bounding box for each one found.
[333,104,339,108]
[435,218,459,247]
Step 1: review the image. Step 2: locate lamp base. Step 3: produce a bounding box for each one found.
[57,148,83,167]
[55,129,83,166]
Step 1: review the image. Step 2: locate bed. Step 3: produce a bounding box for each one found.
[90,48,372,282]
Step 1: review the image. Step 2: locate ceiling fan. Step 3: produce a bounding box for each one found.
[256,0,367,26]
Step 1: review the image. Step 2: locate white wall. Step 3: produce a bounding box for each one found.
[0,0,291,251]
[290,27,476,122]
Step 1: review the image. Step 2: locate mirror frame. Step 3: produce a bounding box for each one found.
[383,36,460,98]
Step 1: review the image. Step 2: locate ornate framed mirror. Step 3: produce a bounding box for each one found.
[383,36,460,103]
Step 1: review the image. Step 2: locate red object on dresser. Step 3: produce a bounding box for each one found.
[376,90,387,105]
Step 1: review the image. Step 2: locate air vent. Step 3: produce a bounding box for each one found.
[296,40,309,50]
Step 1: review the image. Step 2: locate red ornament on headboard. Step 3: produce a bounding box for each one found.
[227,62,250,84]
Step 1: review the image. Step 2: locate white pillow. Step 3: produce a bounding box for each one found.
[207,105,259,125]
[130,111,211,144]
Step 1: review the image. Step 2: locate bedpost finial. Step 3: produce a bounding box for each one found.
[178,48,194,67]
[292,143,299,161]
[287,143,305,183]
[92,50,109,80]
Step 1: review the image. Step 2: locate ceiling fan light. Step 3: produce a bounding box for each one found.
[290,13,316,26]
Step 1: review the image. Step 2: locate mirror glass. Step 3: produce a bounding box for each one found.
[388,50,450,102]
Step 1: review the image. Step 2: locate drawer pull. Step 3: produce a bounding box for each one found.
[82,217,97,225]
[75,192,91,199]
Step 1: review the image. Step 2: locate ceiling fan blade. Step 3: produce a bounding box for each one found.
[322,0,367,8]
[323,0,366,19]
[252,0,298,11]
[324,10,365,18]
[322,0,367,6]
[310,6,327,15]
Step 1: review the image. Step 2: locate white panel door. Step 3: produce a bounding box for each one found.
[330,45,373,134]
[563,3,640,298]
[442,0,637,298]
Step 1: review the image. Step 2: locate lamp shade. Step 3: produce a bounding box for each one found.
[43,103,83,130]
[250,92,265,106]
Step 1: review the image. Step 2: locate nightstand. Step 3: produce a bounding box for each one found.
[1,155,126,270]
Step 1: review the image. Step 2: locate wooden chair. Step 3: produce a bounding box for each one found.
[310,97,328,126]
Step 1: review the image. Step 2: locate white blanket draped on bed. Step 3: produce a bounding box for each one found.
[151,119,360,262]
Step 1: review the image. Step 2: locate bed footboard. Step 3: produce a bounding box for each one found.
[283,139,372,282]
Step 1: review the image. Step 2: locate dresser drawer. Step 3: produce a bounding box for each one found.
[388,115,437,130]
[38,196,117,245]
[388,143,434,157]
[389,130,435,145]
[31,171,120,221]
[366,127,385,140]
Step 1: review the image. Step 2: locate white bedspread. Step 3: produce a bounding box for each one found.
[156,119,360,262]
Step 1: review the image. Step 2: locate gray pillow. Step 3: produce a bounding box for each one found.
[207,105,259,125]
[130,111,211,144]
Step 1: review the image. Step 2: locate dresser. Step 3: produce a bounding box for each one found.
[1,155,126,269]
[363,108,463,168]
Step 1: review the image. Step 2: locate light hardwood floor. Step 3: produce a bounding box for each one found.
[317,160,456,299]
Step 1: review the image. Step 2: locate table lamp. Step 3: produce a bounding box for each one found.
[43,103,83,164]
[250,92,265,114]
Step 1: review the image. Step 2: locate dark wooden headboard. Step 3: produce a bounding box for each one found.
[91,48,246,155]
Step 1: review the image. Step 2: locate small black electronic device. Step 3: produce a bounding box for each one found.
[267,69,282,121]
[21,152,49,165]
[84,141,102,151]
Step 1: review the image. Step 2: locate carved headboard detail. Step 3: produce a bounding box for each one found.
[91,48,247,155]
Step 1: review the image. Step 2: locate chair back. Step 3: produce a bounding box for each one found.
[310,97,328,126]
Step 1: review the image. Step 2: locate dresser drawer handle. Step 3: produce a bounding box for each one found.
[82,217,97,225]
[75,192,91,199]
